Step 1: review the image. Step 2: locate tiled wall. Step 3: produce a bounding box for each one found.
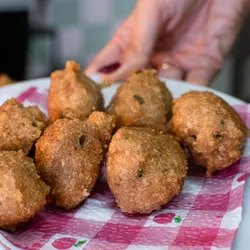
[27,0,136,79]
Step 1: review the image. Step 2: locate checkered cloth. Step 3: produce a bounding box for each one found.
[0,87,250,250]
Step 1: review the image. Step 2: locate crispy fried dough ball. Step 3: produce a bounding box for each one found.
[107,70,173,132]
[35,112,115,209]
[48,61,104,121]
[0,74,14,86]
[0,151,50,231]
[172,91,248,176]
[0,98,48,154]
[107,127,187,214]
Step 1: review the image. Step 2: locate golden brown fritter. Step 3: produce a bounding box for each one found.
[35,112,115,209]
[172,91,248,176]
[0,151,50,231]
[107,127,187,214]
[0,98,48,154]
[0,74,14,86]
[107,70,173,132]
[48,61,104,121]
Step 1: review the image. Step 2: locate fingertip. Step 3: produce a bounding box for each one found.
[98,53,149,83]
[98,62,121,74]
[84,66,96,75]
[158,65,184,80]
[85,62,121,76]
[185,69,214,86]
[99,69,125,83]
[100,64,134,83]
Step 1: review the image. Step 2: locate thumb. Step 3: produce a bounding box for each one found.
[101,0,164,82]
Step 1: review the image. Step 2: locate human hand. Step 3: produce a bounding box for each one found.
[85,0,249,86]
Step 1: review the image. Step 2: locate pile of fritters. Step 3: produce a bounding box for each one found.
[0,99,50,230]
[0,61,113,230]
[1,61,248,231]
[105,69,247,213]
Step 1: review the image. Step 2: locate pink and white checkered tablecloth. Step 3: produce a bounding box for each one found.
[0,87,250,250]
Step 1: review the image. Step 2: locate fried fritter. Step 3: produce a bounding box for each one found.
[107,127,187,214]
[35,112,115,209]
[0,151,50,231]
[107,70,173,132]
[48,61,104,121]
[0,98,48,154]
[172,91,248,176]
[0,74,14,86]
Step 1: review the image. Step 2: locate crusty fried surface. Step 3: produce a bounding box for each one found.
[0,98,48,154]
[107,127,187,214]
[0,151,50,230]
[0,74,14,86]
[48,61,104,121]
[172,91,248,176]
[35,111,115,209]
[107,70,173,132]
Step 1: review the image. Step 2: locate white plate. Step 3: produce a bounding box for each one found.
[0,76,249,250]
[0,77,244,107]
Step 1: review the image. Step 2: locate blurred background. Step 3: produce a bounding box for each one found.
[0,0,249,101]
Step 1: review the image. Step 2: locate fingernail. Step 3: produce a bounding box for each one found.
[158,67,183,80]
[98,62,121,74]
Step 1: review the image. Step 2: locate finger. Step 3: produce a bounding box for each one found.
[84,15,133,75]
[98,62,121,74]
[129,0,165,57]
[84,42,122,75]
[100,54,148,82]
[151,52,184,80]
[158,64,184,80]
[185,67,219,86]
[101,0,165,82]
